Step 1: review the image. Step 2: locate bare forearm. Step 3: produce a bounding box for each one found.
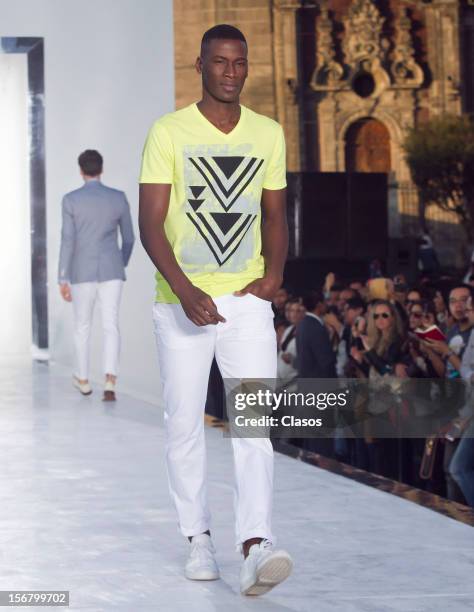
[447,353,462,374]
[261,216,288,282]
[139,184,192,295]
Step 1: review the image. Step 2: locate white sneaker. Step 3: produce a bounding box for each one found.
[184,533,220,581]
[73,377,92,396]
[240,539,293,596]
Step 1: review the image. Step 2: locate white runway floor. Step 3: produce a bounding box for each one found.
[1,358,474,612]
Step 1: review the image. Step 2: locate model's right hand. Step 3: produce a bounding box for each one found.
[60,283,72,302]
[176,283,226,326]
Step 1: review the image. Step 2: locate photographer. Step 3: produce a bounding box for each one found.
[335,297,367,377]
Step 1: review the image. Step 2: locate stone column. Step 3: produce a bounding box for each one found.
[424,0,462,116]
[272,0,302,171]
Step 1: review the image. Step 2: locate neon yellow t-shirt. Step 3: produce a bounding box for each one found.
[139,102,287,303]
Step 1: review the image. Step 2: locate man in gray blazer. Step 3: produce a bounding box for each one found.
[58,149,134,400]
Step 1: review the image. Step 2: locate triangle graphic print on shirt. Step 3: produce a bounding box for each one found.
[189,155,264,212]
[182,146,265,270]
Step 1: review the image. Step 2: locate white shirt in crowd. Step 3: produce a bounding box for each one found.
[277,325,298,386]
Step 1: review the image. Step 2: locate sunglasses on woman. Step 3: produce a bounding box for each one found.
[374,312,390,319]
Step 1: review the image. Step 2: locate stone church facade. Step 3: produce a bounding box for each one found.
[174,0,474,267]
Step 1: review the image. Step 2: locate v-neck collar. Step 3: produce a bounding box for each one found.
[192,102,246,138]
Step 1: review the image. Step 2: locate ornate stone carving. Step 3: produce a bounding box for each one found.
[342,0,391,98]
[312,2,344,90]
[342,0,388,66]
[391,7,424,88]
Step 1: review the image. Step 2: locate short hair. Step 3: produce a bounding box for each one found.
[201,24,247,56]
[78,150,103,176]
[449,283,474,299]
[346,297,366,312]
[302,290,325,312]
[274,315,290,330]
[424,279,451,307]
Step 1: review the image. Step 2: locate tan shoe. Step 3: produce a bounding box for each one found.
[73,377,92,396]
[102,380,116,402]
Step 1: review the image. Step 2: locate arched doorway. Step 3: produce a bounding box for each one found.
[345,118,391,172]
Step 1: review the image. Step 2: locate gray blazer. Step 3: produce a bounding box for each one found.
[58,180,135,284]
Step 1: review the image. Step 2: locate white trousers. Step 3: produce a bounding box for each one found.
[152,292,277,551]
[71,280,123,380]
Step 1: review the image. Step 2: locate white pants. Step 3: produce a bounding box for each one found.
[152,292,277,551]
[71,280,123,380]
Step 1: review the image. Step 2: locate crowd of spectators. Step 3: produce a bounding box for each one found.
[272,270,474,508]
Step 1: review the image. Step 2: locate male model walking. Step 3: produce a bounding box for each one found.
[58,149,135,400]
[139,25,293,595]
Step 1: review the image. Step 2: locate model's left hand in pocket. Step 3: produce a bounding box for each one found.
[233,276,281,302]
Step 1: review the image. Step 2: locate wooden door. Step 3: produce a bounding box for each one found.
[345,118,391,173]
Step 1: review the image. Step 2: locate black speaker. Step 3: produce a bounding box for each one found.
[287,171,388,261]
